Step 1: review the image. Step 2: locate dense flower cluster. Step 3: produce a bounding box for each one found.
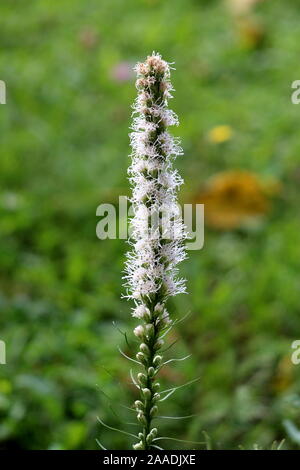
[123,53,187,451]
[124,52,187,304]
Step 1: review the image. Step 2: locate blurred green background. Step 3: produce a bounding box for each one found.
[1,0,300,450]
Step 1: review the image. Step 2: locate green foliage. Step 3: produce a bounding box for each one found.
[0,0,300,449]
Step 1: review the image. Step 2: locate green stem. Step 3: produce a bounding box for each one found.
[137,298,162,450]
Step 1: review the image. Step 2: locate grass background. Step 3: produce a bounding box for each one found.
[1,0,300,449]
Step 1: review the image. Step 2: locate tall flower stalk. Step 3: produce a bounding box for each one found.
[124,53,187,450]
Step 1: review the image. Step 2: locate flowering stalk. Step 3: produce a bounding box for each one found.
[124,53,187,450]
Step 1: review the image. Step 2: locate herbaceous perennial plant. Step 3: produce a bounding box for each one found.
[123,53,188,450]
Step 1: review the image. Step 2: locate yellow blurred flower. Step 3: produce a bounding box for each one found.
[195,170,281,230]
[226,0,267,49]
[226,0,265,16]
[207,125,234,144]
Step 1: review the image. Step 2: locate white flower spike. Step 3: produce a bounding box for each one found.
[124,53,187,450]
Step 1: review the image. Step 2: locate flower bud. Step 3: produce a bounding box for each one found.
[133,441,144,450]
[153,382,160,391]
[149,168,158,179]
[145,323,155,337]
[133,325,145,338]
[159,312,171,327]
[146,433,154,444]
[153,393,160,402]
[134,400,144,410]
[153,355,162,366]
[137,411,147,425]
[146,427,158,444]
[140,343,150,355]
[148,367,155,377]
[137,373,147,385]
[150,406,158,417]
[154,339,164,351]
[142,388,151,400]
[154,303,164,314]
[136,352,146,364]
